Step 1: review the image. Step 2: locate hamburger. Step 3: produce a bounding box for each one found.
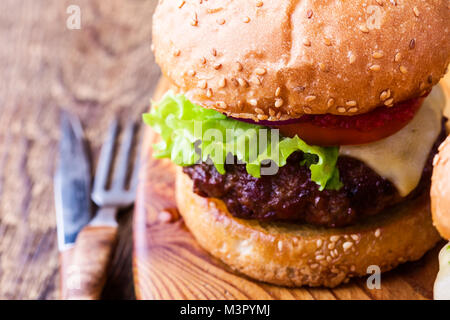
[431,134,450,300]
[145,0,450,287]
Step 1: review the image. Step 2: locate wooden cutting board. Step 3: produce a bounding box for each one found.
[133,76,450,300]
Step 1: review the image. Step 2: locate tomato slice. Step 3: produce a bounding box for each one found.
[273,98,424,146]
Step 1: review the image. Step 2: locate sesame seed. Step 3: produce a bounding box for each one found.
[348,53,356,64]
[173,49,181,57]
[269,108,275,116]
[337,107,346,113]
[277,241,283,251]
[372,51,384,59]
[369,64,381,71]
[330,235,340,242]
[178,1,186,9]
[318,62,326,71]
[303,39,311,47]
[248,99,258,106]
[236,61,243,71]
[276,112,282,120]
[343,242,353,251]
[327,98,335,108]
[351,234,360,241]
[303,107,312,114]
[213,63,222,70]
[274,98,284,108]
[346,100,357,107]
[328,243,335,250]
[275,87,281,97]
[380,89,391,101]
[349,107,358,113]
[316,239,323,247]
[420,90,429,97]
[384,98,394,106]
[409,39,416,49]
[413,6,420,17]
[394,52,402,62]
[433,154,439,166]
[217,18,226,25]
[187,70,196,77]
[324,37,332,46]
[198,80,207,89]
[243,16,251,23]
[250,75,262,86]
[350,265,356,272]
[256,1,263,7]
[374,228,381,238]
[359,25,369,33]
[218,78,227,88]
[316,255,325,261]
[237,78,248,87]
[305,95,316,102]
[216,101,227,109]
[255,67,267,75]
[206,88,213,97]
[255,107,265,114]
[310,264,319,269]
[191,14,198,26]
[307,9,313,19]
[399,65,408,74]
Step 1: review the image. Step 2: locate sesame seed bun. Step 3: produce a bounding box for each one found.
[176,168,441,287]
[431,136,450,240]
[152,0,450,121]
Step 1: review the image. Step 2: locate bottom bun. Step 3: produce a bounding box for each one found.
[176,168,441,287]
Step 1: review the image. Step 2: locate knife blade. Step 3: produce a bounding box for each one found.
[54,111,92,252]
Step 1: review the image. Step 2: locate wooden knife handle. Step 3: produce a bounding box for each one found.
[60,225,118,300]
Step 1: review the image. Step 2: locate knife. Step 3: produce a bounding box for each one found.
[54,111,92,299]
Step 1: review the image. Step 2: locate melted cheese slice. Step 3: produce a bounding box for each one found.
[340,85,446,197]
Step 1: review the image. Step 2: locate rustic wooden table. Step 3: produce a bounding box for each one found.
[0,0,160,299]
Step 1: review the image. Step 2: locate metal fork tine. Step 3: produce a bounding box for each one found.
[112,121,136,189]
[92,119,119,204]
[129,139,142,195]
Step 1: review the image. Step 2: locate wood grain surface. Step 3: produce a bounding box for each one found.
[133,76,450,300]
[0,0,160,299]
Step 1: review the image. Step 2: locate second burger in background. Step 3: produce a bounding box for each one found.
[431,134,450,300]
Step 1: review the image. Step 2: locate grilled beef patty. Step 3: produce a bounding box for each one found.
[183,124,446,227]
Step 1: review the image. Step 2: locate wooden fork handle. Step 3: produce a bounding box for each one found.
[60,225,118,300]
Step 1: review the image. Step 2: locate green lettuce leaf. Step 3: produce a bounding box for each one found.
[143,92,342,190]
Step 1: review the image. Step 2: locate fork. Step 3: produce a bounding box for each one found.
[64,119,140,300]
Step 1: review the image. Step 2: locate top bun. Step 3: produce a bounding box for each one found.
[431,135,450,240]
[152,0,449,121]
